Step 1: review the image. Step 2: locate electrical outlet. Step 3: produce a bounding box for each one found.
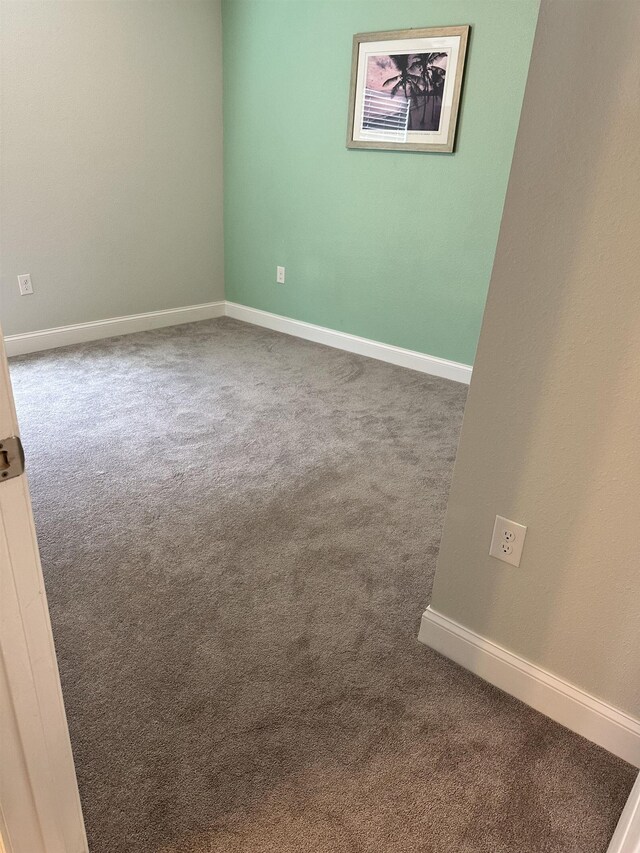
[18,274,34,296]
[276,266,285,284]
[489,515,527,567]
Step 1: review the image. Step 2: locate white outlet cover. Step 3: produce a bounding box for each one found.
[18,274,33,295]
[489,515,527,567]
[276,266,285,284]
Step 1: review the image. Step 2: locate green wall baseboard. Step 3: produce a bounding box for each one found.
[226,301,472,383]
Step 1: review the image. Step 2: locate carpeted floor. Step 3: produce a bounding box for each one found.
[10,318,636,853]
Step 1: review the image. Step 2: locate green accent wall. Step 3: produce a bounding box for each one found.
[222,0,540,366]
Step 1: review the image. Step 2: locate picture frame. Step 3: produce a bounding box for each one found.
[346,26,470,154]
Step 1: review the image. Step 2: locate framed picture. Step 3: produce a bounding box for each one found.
[346,26,470,154]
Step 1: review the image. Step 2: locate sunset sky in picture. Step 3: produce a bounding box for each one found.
[365,53,449,93]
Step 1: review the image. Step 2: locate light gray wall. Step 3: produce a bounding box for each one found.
[0,0,224,336]
[431,0,640,717]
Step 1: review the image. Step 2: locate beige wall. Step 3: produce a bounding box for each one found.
[0,0,224,336]
[431,0,640,717]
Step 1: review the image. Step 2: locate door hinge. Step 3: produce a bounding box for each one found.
[0,436,25,482]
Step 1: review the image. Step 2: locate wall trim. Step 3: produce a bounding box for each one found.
[225,302,472,384]
[4,301,226,357]
[5,300,473,382]
[418,606,640,768]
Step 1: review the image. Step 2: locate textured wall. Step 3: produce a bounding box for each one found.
[0,0,224,336]
[431,0,640,716]
[222,0,540,366]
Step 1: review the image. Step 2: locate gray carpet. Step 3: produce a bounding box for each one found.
[10,318,635,853]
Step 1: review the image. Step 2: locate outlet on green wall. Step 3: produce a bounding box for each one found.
[223,0,540,366]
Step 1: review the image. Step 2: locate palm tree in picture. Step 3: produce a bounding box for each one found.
[409,52,447,128]
[383,54,423,112]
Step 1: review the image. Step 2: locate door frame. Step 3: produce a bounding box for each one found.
[608,773,640,853]
[0,325,87,853]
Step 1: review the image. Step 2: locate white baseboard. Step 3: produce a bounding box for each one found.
[225,302,472,384]
[418,606,640,767]
[5,300,473,383]
[4,301,225,357]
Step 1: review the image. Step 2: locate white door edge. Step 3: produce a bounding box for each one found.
[0,324,88,853]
